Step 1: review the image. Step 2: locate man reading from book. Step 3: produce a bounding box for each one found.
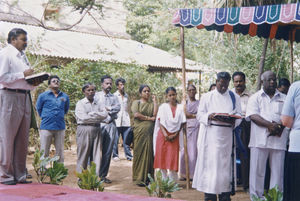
[0,28,43,185]
[192,72,242,201]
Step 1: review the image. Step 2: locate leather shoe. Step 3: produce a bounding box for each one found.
[101,178,112,184]
[1,180,17,185]
[18,180,32,184]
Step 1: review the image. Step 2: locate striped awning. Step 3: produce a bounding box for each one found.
[172,3,300,42]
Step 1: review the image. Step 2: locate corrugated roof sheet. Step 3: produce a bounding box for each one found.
[0,21,213,72]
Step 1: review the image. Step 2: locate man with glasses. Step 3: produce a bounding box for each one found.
[36,75,70,163]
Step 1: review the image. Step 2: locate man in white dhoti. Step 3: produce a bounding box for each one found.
[246,71,288,200]
[192,72,242,201]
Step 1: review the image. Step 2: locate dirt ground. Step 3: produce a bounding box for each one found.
[26,146,250,201]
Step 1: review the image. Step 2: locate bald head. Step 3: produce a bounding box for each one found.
[261,71,275,81]
[261,71,277,95]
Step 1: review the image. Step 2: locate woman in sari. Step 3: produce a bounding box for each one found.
[153,87,186,181]
[179,84,200,180]
[131,84,158,186]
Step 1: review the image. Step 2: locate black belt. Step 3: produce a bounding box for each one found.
[210,123,232,128]
[77,123,100,127]
[2,88,30,94]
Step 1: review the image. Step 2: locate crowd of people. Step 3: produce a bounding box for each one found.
[0,28,299,201]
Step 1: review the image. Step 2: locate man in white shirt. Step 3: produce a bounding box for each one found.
[75,83,108,176]
[192,72,242,201]
[232,71,251,192]
[112,78,133,161]
[246,71,288,199]
[0,28,42,185]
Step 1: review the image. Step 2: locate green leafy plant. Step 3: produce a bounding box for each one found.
[76,162,104,191]
[47,161,68,185]
[145,170,181,198]
[252,185,283,201]
[32,149,59,183]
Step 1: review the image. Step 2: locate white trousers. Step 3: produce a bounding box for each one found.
[40,129,65,163]
[249,147,285,199]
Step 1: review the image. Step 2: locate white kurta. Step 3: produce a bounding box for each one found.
[192,89,242,194]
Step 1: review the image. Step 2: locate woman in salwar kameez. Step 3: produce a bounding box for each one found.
[131,85,158,186]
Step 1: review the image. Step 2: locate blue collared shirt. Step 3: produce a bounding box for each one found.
[36,90,70,130]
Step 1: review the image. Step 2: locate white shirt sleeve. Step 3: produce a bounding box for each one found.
[246,93,260,118]
[0,52,24,84]
[75,100,108,124]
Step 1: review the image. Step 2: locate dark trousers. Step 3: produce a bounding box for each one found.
[99,122,117,178]
[284,152,300,201]
[112,127,133,159]
[240,119,250,190]
[204,192,231,201]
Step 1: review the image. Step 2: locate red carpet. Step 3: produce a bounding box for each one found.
[0,183,179,201]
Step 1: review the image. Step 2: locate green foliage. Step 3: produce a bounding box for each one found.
[27,56,181,148]
[49,0,104,13]
[252,185,283,201]
[32,149,60,183]
[47,161,68,185]
[76,162,104,191]
[145,170,181,198]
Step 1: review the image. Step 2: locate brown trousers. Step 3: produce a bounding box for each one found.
[0,90,31,182]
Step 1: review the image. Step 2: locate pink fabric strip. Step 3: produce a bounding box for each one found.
[240,7,255,25]
[280,3,297,23]
[202,8,216,26]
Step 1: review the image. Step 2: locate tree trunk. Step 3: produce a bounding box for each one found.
[256,38,269,91]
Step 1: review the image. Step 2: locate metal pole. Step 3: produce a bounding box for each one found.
[198,71,201,100]
[256,38,269,91]
[180,26,190,189]
[290,39,294,83]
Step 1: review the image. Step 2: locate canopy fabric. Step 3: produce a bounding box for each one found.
[172,3,300,42]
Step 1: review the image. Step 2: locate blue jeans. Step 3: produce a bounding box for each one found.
[112,127,133,159]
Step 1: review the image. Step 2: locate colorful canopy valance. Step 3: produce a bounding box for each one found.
[172,3,300,42]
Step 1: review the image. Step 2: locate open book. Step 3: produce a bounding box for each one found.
[213,113,242,121]
[25,72,50,85]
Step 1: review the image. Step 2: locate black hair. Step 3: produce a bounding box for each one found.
[216,72,231,81]
[209,84,216,91]
[278,78,291,88]
[187,84,196,90]
[139,84,150,93]
[232,71,246,81]
[115,77,126,86]
[7,28,27,44]
[101,75,112,83]
[165,87,176,94]
[82,83,96,92]
[48,75,60,85]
